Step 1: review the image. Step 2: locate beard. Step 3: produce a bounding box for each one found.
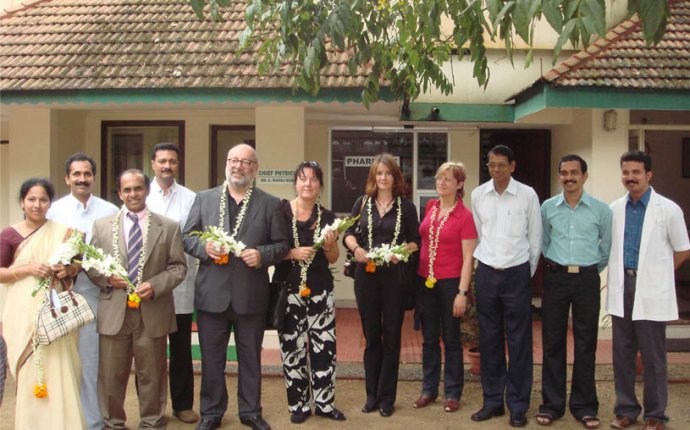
[226,167,254,188]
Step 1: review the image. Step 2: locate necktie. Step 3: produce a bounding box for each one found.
[127,212,143,283]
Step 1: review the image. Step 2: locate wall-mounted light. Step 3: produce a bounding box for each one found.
[430,106,440,121]
[603,109,617,131]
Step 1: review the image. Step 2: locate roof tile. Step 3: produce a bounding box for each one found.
[543,0,690,90]
[0,0,369,91]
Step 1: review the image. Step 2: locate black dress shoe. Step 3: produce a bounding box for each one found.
[240,414,271,430]
[290,410,312,424]
[316,408,346,421]
[362,401,378,413]
[471,406,505,422]
[510,412,528,427]
[196,417,222,430]
[379,406,394,417]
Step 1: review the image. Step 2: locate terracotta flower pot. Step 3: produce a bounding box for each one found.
[466,346,481,375]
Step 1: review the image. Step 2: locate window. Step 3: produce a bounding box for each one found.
[101,121,184,204]
[330,129,448,215]
[210,125,255,187]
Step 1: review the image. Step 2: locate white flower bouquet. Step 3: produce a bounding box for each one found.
[189,225,246,264]
[313,214,360,250]
[364,243,413,273]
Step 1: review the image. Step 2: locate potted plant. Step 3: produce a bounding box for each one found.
[461,268,481,375]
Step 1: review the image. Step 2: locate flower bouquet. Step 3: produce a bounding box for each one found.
[189,226,246,264]
[313,215,360,251]
[31,230,83,297]
[77,240,141,309]
[365,243,413,273]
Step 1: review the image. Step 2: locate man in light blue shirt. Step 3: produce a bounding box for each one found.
[47,153,119,430]
[537,154,611,429]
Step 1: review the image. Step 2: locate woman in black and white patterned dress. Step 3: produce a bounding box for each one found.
[273,161,346,424]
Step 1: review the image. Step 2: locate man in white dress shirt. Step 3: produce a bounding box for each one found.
[470,145,542,428]
[146,143,200,424]
[47,153,119,430]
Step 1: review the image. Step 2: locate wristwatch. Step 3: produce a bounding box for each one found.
[457,289,468,296]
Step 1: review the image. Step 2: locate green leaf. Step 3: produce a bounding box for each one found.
[554,18,577,59]
[190,0,205,19]
[541,0,563,31]
[583,0,606,36]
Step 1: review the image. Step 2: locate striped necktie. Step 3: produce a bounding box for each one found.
[127,212,143,283]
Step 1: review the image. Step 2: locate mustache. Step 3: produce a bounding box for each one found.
[563,180,576,185]
[75,181,90,186]
[625,180,639,185]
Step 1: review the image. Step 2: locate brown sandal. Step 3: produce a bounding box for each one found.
[581,416,600,429]
[536,413,553,426]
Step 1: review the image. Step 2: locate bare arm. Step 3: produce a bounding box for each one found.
[674,250,690,270]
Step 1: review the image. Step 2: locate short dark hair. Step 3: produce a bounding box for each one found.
[151,143,180,160]
[620,150,652,172]
[293,161,324,187]
[488,144,515,163]
[116,169,150,192]
[19,177,55,202]
[65,153,97,176]
[559,154,588,174]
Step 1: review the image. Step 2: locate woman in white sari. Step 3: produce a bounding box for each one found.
[0,178,85,429]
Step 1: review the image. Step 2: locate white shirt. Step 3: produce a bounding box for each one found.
[607,188,690,321]
[146,178,198,314]
[471,177,543,276]
[47,193,119,297]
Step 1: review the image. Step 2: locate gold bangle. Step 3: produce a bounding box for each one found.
[11,268,19,281]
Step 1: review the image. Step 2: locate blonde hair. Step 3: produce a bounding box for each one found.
[436,161,467,197]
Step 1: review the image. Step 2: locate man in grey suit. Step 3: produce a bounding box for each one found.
[183,144,290,430]
[88,169,187,429]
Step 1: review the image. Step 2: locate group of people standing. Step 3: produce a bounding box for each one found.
[0,142,688,430]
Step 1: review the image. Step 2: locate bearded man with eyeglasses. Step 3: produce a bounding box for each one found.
[182,143,290,430]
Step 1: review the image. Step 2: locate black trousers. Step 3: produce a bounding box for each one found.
[354,263,405,409]
[197,305,265,421]
[419,276,464,401]
[475,261,533,414]
[539,269,600,420]
[169,313,195,412]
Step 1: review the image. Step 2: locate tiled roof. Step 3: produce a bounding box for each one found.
[0,0,368,91]
[542,0,690,89]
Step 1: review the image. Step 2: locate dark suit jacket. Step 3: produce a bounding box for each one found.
[87,211,187,337]
[183,186,289,314]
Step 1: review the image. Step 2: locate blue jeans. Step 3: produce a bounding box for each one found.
[419,276,464,400]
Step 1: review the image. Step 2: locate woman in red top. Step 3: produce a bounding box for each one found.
[412,161,477,413]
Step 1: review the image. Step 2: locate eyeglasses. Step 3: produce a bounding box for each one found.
[227,158,256,167]
[486,162,510,170]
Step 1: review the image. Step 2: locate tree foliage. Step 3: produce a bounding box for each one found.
[190,0,669,106]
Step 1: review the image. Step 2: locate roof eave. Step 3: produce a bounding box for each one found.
[0,87,396,106]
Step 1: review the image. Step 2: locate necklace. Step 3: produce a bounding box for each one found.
[219,180,253,240]
[425,199,458,288]
[112,209,151,307]
[291,200,321,298]
[367,195,401,249]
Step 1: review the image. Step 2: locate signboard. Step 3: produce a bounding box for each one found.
[257,169,293,184]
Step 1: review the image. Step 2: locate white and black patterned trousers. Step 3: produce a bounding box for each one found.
[278,289,337,414]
